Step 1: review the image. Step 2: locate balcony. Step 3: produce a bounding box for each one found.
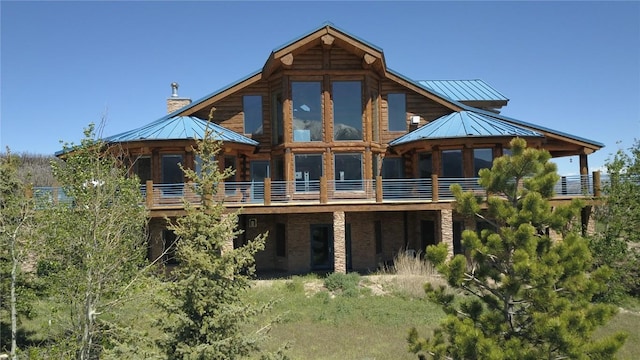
[31,173,601,211]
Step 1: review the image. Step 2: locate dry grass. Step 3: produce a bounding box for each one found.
[379,248,447,298]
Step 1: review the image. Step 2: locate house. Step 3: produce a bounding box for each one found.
[99,23,603,274]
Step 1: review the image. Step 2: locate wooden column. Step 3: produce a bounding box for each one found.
[375,176,383,203]
[431,174,439,202]
[264,178,271,205]
[320,176,328,204]
[580,153,589,194]
[333,211,346,274]
[593,171,601,197]
[146,180,154,208]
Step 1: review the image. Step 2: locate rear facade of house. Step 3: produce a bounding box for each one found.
[101,24,603,274]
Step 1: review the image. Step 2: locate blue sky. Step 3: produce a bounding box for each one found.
[1,1,639,175]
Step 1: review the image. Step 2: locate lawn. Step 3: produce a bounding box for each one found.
[9,273,640,359]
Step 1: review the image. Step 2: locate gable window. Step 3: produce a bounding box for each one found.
[292,82,322,142]
[473,148,493,176]
[441,150,463,178]
[388,93,406,131]
[334,153,363,190]
[294,154,322,192]
[333,81,362,141]
[243,95,263,135]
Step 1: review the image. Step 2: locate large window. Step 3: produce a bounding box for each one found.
[388,93,406,131]
[372,89,380,142]
[419,152,433,178]
[473,148,493,176]
[272,92,284,145]
[292,82,322,142]
[133,156,151,184]
[441,150,463,178]
[294,154,322,192]
[243,95,262,135]
[195,154,216,177]
[382,157,403,179]
[161,154,183,184]
[333,81,362,141]
[334,153,363,190]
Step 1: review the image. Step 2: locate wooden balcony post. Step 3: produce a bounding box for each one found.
[375,176,383,203]
[264,178,272,205]
[431,174,439,202]
[145,180,154,208]
[217,181,225,201]
[593,170,601,197]
[52,187,59,205]
[320,176,328,204]
[580,153,589,194]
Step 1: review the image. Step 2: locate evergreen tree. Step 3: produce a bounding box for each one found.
[41,124,150,359]
[158,128,267,359]
[590,140,640,301]
[408,138,626,360]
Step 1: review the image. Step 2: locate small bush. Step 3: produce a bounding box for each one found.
[323,272,360,294]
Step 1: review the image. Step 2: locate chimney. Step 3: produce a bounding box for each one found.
[167,82,192,114]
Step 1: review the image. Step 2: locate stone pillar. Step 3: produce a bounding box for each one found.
[581,206,596,236]
[221,214,235,254]
[333,211,346,273]
[439,209,454,259]
[148,218,165,262]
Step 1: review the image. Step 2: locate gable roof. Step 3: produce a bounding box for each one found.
[389,111,543,146]
[103,116,258,146]
[162,23,602,153]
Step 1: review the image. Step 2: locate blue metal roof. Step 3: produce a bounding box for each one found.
[103,116,259,146]
[418,80,508,102]
[389,111,543,146]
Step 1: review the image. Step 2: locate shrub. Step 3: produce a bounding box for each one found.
[323,272,360,294]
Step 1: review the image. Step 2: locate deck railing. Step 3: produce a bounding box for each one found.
[31,172,602,209]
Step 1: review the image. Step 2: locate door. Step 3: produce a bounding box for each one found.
[421,220,436,253]
[310,224,334,271]
[250,161,270,201]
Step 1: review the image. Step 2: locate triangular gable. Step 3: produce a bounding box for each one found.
[262,22,387,77]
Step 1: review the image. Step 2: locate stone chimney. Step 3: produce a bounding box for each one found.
[167,82,192,114]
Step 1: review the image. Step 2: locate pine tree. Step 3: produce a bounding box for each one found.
[158,128,267,359]
[408,138,626,360]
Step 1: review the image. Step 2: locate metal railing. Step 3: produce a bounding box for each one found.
[32,173,600,209]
